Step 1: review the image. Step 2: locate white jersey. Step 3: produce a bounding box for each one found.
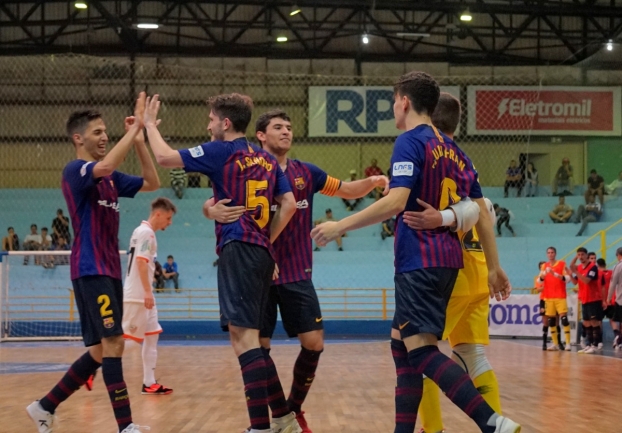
[124,221,157,303]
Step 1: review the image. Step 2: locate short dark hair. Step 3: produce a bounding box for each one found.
[617,247,622,257]
[393,71,440,116]
[66,110,102,137]
[588,251,596,257]
[207,93,253,134]
[57,209,63,214]
[325,208,332,213]
[577,247,588,254]
[41,227,48,232]
[547,246,557,253]
[167,255,174,259]
[7,226,13,232]
[431,92,461,135]
[538,261,546,269]
[597,258,606,267]
[30,224,37,229]
[151,197,177,214]
[590,169,597,174]
[255,109,291,134]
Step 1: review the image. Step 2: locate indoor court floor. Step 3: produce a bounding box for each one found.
[1,338,619,432]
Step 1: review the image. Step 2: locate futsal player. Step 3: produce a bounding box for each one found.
[606,248,622,349]
[400,93,508,432]
[598,258,617,348]
[570,248,603,353]
[204,109,389,432]
[311,72,520,433]
[143,93,297,433]
[122,197,176,395]
[540,247,572,351]
[27,93,161,433]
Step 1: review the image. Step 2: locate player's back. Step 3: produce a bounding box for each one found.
[124,222,157,303]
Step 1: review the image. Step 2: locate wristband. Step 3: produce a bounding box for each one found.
[440,209,456,227]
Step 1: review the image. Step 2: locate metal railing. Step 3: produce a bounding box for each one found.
[560,217,622,263]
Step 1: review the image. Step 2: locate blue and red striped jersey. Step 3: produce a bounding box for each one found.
[179,138,291,258]
[272,160,341,285]
[62,159,143,280]
[389,124,482,273]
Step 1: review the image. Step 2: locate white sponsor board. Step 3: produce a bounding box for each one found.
[308,86,461,137]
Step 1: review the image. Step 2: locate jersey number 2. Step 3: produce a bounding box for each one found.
[439,177,460,210]
[97,294,113,317]
[246,180,269,229]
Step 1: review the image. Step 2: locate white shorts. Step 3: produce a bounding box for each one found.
[122,302,163,342]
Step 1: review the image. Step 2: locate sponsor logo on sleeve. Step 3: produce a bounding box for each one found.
[392,162,414,177]
[189,146,204,158]
[80,162,92,177]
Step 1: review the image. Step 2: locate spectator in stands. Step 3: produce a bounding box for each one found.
[381,217,395,240]
[162,255,180,292]
[493,203,516,237]
[52,236,70,265]
[52,209,71,246]
[552,157,574,196]
[606,171,622,196]
[170,167,187,199]
[40,227,54,268]
[574,194,602,236]
[549,196,574,223]
[525,162,539,197]
[153,260,164,292]
[22,224,42,265]
[342,170,363,211]
[365,159,384,201]
[314,209,343,251]
[2,227,19,252]
[504,159,523,197]
[585,169,605,205]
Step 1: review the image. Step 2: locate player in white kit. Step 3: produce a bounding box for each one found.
[122,197,177,395]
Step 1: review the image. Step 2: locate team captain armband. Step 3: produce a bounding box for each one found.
[320,176,341,196]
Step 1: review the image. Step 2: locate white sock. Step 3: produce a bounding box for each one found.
[142,334,158,386]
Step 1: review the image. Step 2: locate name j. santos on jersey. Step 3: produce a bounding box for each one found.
[235,155,273,172]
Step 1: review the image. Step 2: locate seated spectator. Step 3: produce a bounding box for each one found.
[40,227,54,268]
[153,260,165,292]
[342,170,363,211]
[163,255,180,292]
[314,209,343,251]
[585,169,605,205]
[493,204,516,237]
[170,167,188,199]
[552,157,574,196]
[549,196,574,223]
[365,159,384,200]
[381,217,395,240]
[52,209,71,246]
[23,224,42,265]
[525,162,538,197]
[504,160,523,197]
[52,236,70,265]
[606,171,622,196]
[2,227,19,252]
[574,195,602,236]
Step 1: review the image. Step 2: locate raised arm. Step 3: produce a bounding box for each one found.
[124,116,160,192]
[335,175,389,199]
[143,94,184,168]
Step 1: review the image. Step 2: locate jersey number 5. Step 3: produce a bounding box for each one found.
[246,179,269,229]
[439,177,460,210]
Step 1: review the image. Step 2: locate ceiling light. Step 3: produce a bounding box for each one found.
[362,34,369,44]
[460,9,472,22]
[74,2,88,9]
[290,4,301,16]
[136,23,160,30]
[606,39,613,51]
[276,36,288,42]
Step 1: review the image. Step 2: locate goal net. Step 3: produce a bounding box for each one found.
[0,250,126,341]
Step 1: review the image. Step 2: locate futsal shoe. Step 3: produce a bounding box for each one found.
[26,401,56,433]
[142,383,173,395]
[271,412,303,433]
[578,346,596,354]
[597,342,604,351]
[295,412,312,433]
[564,344,571,351]
[120,424,150,432]
[493,416,521,433]
[546,345,559,351]
[613,335,620,349]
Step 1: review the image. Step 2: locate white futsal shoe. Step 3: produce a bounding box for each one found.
[26,401,56,433]
[493,415,521,433]
[546,344,559,351]
[119,424,150,432]
[271,412,303,433]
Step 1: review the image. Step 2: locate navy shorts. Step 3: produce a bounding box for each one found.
[604,305,615,320]
[611,304,622,323]
[260,280,323,339]
[582,301,604,321]
[72,276,124,347]
[218,241,274,331]
[393,268,459,340]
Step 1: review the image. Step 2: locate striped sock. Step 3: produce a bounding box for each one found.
[40,351,101,414]
[239,348,270,431]
[102,357,132,431]
[409,345,495,433]
[261,347,290,418]
[287,346,322,415]
[391,338,420,433]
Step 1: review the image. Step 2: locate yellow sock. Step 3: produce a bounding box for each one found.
[419,377,444,433]
[551,326,559,346]
[472,370,502,414]
[563,325,571,346]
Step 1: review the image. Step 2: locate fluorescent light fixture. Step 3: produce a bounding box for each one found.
[606,39,613,51]
[290,4,301,16]
[460,9,472,22]
[74,2,88,9]
[276,36,288,42]
[362,34,369,44]
[136,23,159,30]
[396,32,431,38]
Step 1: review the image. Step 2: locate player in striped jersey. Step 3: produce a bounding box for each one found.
[143,93,297,433]
[312,72,519,433]
[204,109,389,433]
[122,197,176,397]
[28,93,160,433]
